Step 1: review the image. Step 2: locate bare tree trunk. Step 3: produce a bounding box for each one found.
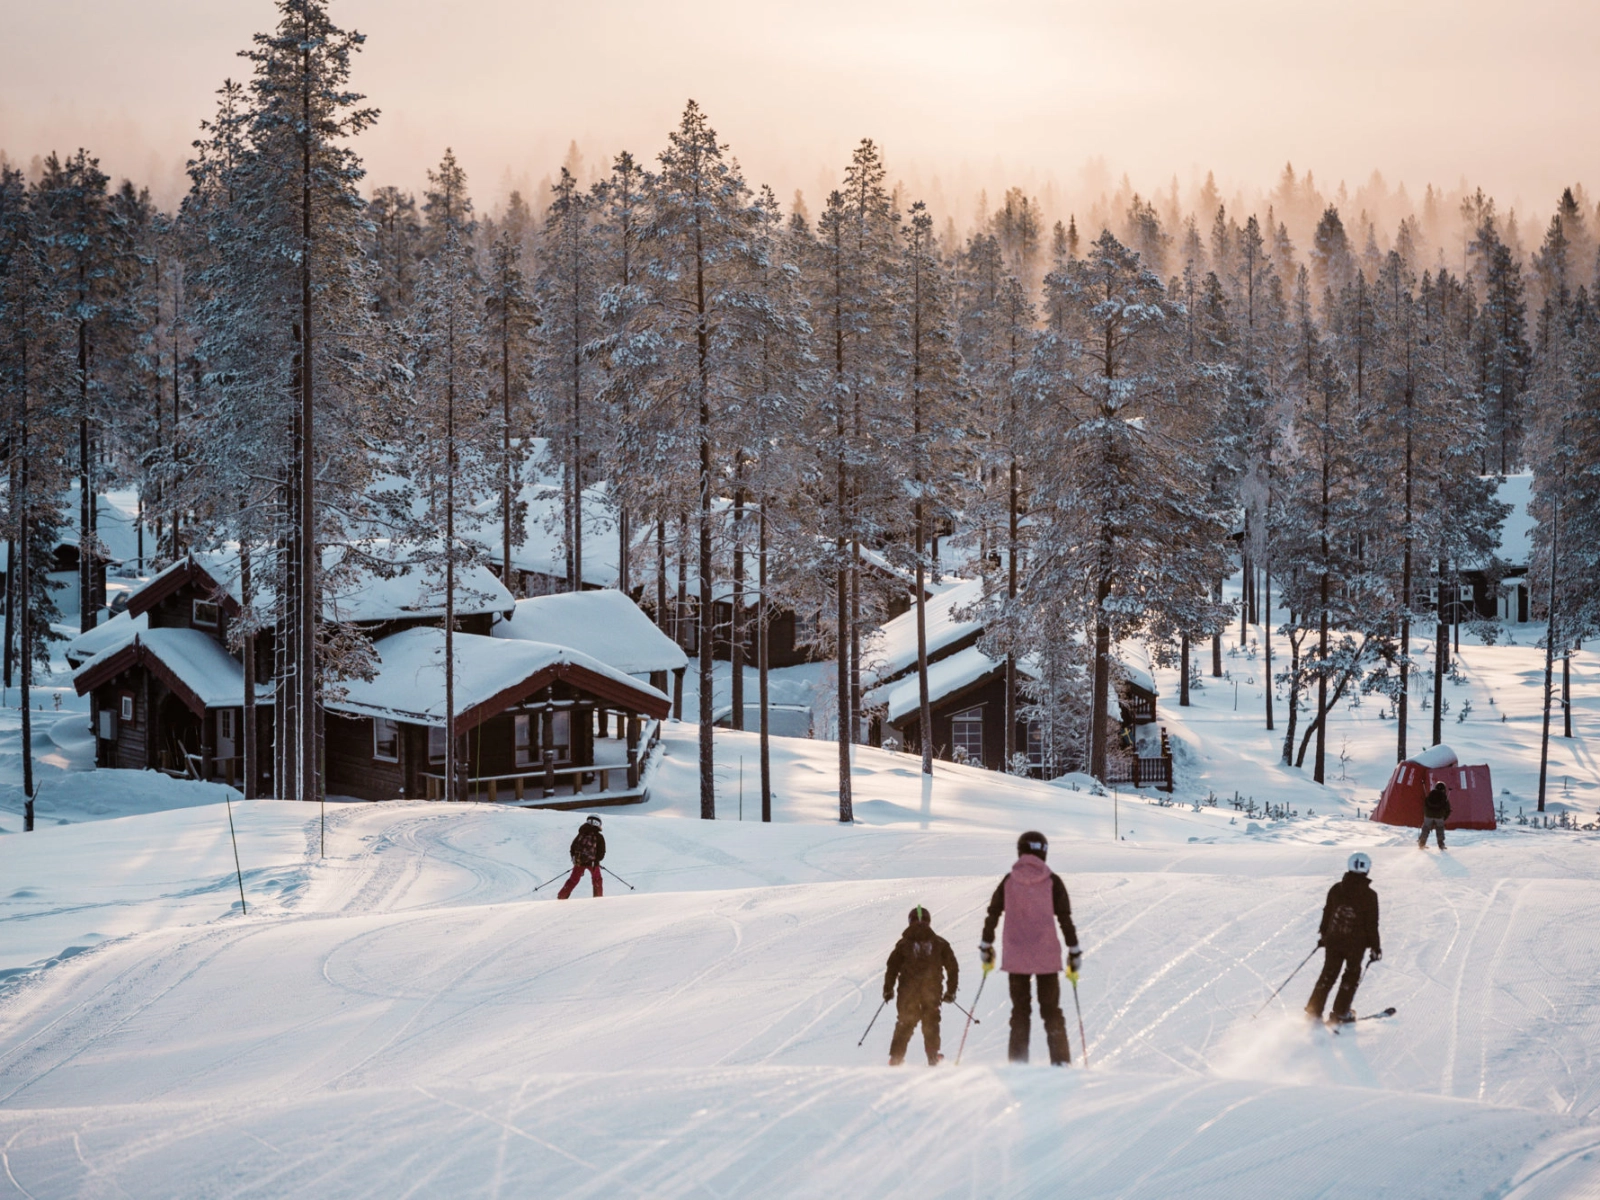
[731,477,745,731]
[1179,633,1190,707]
[1089,570,1111,782]
[1211,577,1223,676]
[1263,566,1274,731]
[694,206,715,821]
[297,37,319,807]
[19,422,34,831]
[759,504,772,820]
[673,512,687,720]
[242,542,257,799]
[1537,492,1560,812]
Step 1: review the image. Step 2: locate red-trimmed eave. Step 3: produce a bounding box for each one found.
[453,659,671,736]
[126,557,243,621]
[73,637,208,718]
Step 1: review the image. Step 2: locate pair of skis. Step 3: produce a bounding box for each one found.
[1329,1006,1396,1033]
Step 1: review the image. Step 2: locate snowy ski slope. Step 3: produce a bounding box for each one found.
[0,631,1597,1196]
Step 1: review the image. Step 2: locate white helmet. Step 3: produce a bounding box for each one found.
[1347,852,1372,875]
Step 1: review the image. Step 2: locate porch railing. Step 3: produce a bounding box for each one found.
[421,718,661,803]
[1101,726,1174,793]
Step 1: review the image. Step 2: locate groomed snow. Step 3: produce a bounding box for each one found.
[492,591,687,676]
[2,571,1598,1197]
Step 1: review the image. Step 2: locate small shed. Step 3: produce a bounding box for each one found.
[1371,743,1496,830]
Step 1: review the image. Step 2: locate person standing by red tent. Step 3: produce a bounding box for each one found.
[1418,783,1451,850]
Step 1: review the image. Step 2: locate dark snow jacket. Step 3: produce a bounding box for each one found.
[570,826,606,867]
[884,922,959,1003]
[1319,872,1381,954]
[1423,784,1452,820]
[981,858,1078,975]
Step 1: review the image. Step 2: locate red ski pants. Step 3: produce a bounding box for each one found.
[557,865,602,899]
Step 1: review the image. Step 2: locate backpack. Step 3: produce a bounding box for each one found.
[573,826,600,863]
[1327,899,1360,943]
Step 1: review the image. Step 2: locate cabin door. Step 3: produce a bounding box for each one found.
[217,709,238,763]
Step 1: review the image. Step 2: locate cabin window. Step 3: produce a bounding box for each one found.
[97,709,116,740]
[951,706,983,764]
[428,725,447,763]
[548,710,572,762]
[514,714,532,767]
[120,694,134,723]
[1458,584,1474,602]
[1026,721,1044,769]
[193,599,220,629]
[373,718,399,762]
[219,709,235,742]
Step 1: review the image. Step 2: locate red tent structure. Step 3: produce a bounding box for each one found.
[1371,743,1496,830]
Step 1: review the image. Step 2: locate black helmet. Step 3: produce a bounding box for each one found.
[907,905,931,925]
[585,815,602,828]
[1018,831,1048,861]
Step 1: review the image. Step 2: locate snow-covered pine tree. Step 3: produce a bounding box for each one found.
[894,200,962,775]
[35,149,138,630]
[189,0,379,803]
[1274,268,1369,781]
[631,101,779,820]
[1469,213,1531,474]
[482,225,533,595]
[0,166,75,827]
[591,150,650,597]
[1025,229,1190,782]
[410,148,493,802]
[809,141,900,818]
[531,167,599,593]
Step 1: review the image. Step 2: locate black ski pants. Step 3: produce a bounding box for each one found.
[1418,817,1447,849]
[1008,972,1070,1064]
[1307,947,1365,1018]
[888,994,942,1065]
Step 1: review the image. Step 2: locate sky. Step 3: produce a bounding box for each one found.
[2,0,1596,229]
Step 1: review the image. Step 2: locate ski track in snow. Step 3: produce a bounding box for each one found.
[1,799,1599,1196]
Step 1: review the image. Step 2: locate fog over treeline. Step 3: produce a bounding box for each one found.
[2,0,1597,815]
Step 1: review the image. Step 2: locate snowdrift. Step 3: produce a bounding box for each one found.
[1371,743,1496,829]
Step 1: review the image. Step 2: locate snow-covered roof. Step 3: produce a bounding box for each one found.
[327,627,670,731]
[1491,474,1535,567]
[472,482,620,588]
[862,578,986,687]
[323,541,513,624]
[866,644,1005,724]
[64,609,147,666]
[492,591,687,676]
[125,542,513,625]
[72,628,271,712]
[1408,743,1459,769]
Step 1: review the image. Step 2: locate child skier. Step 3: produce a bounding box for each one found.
[1306,852,1382,1024]
[883,906,960,1066]
[556,815,606,899]
[1418,782,1451,850]
[978,831,1082,1065]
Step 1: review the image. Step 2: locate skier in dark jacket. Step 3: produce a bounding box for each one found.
[883,906,960,1066]
[979,831,1081,1065]
[1306,852,1382,1023]
[557,815,606,899]
[1418,782,1451,850]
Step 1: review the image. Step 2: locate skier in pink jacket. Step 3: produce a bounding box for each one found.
[979,831,1082,1065]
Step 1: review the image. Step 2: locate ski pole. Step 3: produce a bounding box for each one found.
[532,869,571,893]
[857,999,888,1047]
[600,864,636,891]
[1068,972,1086,1067]
[944,997,981,1024]
[955,970,989,1065]
[1252,945,1320,1019]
